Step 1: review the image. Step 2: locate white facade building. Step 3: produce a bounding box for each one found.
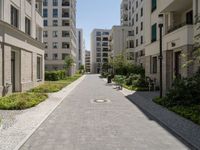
[76,28,85,70]
[91,29,111,74]
[43,0,77,75]
[0,0,44,96]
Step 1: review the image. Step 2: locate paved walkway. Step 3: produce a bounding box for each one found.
[20,75,190,150]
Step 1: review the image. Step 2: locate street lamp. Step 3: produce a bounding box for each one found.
[158,14,164,98]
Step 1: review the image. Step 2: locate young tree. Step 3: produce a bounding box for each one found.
[64,55,74,75]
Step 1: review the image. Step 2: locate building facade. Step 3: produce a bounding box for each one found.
[91,29,111,73]
[145,0,200,92]
[85,50,91,73]
[76,28,85,70]
[43,0,77,75]
[119,0,145,66]
[0,0,44,96]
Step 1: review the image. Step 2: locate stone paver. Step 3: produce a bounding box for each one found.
[19,75,191,150]
[121,89,200,150]
[0,76,85,150]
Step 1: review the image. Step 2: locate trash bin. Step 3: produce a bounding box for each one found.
[107,75,112,83]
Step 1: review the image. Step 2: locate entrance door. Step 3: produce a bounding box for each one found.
[11,52,15,92]
[175,51,181,77]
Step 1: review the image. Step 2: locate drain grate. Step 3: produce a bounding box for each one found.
[92,99,110,103]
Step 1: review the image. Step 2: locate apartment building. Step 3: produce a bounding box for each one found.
[110,26,134,61]
[76,28,85,70]
[145,0,200,92]
[91,29,111,73]
[0,0,44,96]
[43,0,77,75]
[118,0,145,66]
[85,50,91,73]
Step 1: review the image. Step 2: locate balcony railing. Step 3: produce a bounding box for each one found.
[167,22,193,34]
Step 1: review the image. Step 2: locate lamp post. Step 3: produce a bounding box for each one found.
[158,14,164,98]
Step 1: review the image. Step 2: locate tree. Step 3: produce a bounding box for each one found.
[64,55,74,75]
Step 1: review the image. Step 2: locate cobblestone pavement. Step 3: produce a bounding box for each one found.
[20,75,190,150]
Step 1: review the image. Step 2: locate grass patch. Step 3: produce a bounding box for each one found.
[0,92,48,110]
[30,74,82,93]
[153,97,200,125]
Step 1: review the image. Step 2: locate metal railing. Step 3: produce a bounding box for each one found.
[167,22,193,34]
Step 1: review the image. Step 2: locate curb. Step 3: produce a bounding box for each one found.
[14,75,86,150]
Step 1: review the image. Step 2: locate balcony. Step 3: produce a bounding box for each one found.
[166,22,193,34]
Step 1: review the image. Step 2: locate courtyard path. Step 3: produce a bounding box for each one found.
[20,75,189,150]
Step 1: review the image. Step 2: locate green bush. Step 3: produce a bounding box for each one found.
[0,92,48,110]
[162,73,200,107]
[45,70,66,81]
[114,75,126,85]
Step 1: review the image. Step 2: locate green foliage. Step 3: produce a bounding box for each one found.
[45,70,66,81]
[64,55,74,72]
[114,75,126,85]
[125,74,148,87]
[0,93,48,110]
[30,74,82,93]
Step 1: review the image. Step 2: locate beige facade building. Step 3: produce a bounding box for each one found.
[144,0,200,92]
[91,29,111,73]
[85,50,91,73]
[43,0,77,75]
[0,0,44,96]
[117,0,145,66]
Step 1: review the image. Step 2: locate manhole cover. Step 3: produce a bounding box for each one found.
[92,99,110,103]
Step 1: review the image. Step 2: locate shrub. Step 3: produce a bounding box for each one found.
[114,75,126,85]
[45,70,66,81]
[0,93,48,110]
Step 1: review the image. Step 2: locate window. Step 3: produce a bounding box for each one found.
[37,57,42,80]
[11,5,19,28]
[62,0,70,6]
[102,53,108,57]
[62,31,70,37]
[141,36,143,44]
[25,17,31,35]
[44,54,48,60]
[141,22,143,31]
[151,56,157,73]
[136,13,138,22]
[53,53,58,60]
[136,39,138,47]
[53,0,58,6]
[96,32,101,36]
[62,42,70,48]
[136,1,138,8]
[136,26,138,34]
[52,20,58,26]
[151,0,157,12]
[52,31,58,37]
[62,20,70,26]
[43,9,48,17]
[62,9,69,17]
[43,0,48,6]
[129,40,134,48]
[96,58,101,62]
[141,7,143,17]
[103,58,108,62]
[53,42,58,49]
[96,53,101,57]
[44,20,48,26]
[151,23,157,42]
[43,31,48,37]
[44,42,48,48]
[62,53,69,60]
[127,52,134,60]
[96,48,101,52]
[53,9,58,18]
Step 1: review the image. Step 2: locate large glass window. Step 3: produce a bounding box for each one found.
[43,0,48,6]
[52,20,58,26]
[11,5,19,28]
[62,31,70,37]
[62,42,70,48]
[44,20,48,26]
[43,9,48,17]
[53,9,58,18]
[53,0,58,6]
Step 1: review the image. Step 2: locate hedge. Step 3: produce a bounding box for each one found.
[45,70,66,81]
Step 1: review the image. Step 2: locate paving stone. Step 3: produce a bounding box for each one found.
[20,75,190,150]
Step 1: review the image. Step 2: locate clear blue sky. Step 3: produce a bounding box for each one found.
[77,0,121,50]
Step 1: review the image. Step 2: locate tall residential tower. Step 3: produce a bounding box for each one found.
[43,0,77,74]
